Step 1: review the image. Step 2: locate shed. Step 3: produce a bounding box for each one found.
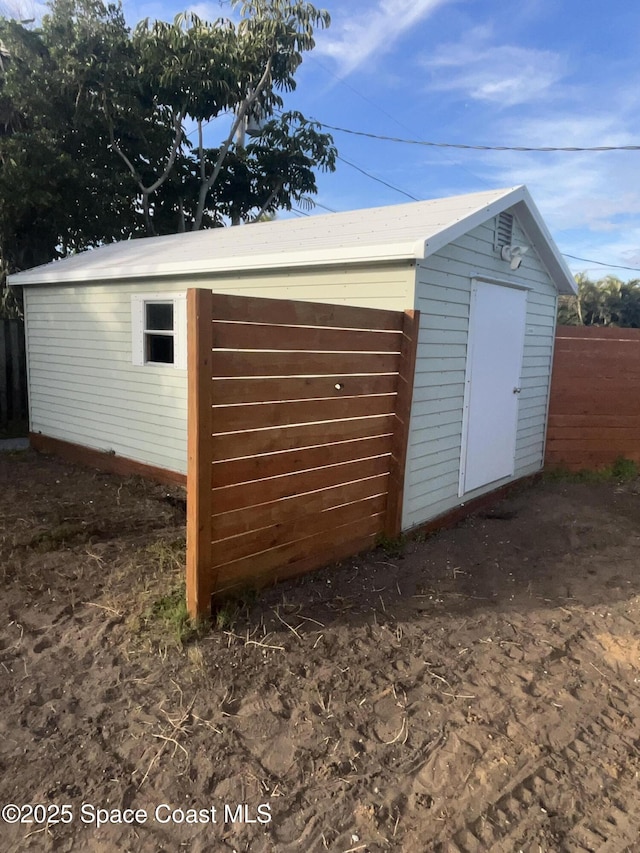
[9,185,576,606]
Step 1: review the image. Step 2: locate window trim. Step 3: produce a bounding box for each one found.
[131,293,187,369]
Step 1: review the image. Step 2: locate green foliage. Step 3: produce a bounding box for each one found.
[375,532,407,558]
[558,274,640,328]
[545,456,639,483]
[214,599,239,631]
[0,0,335,310]
[147,582,207,646]
[213,587,259,630]
[611,455,639,480]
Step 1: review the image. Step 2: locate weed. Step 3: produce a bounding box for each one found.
[611,456,639,481]
[545,456,639,484]
[28,521,94,551]
[212,588,259,632]
[144,537,186,571]
[214,600,239,631]
[146,582,207,647]
[375,532,407,559]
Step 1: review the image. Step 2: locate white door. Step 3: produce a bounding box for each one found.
[460,281,527,495]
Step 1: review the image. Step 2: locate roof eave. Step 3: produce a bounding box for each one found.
[8,244,420,287]
[419,185,577,295]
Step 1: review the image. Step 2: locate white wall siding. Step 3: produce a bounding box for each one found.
[25,262,414,475]
[26,282,189,473]
[402,215,558,530]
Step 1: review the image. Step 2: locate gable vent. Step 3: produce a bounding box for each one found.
[494,212,514,251]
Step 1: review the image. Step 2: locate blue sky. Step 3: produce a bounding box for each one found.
[16,0,640,278]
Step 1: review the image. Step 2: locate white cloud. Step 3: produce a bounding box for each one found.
[316,0,455,77]
[481,110,640,232]
[423,28,566,106]
[186,3,226,21]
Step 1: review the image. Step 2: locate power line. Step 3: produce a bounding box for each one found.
[563,253,640,273]
[338,155,421,201]
[313,122,640,153]
[306,57,493,189]
[312,200,338,213]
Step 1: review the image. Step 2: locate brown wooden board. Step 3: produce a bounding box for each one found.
[210,494,387,568]
[186,289,215,617]
[555,326,640,340]
[211,373,398,405]
[548,414,640,428]
[211,321,402,353]
[211,474,390,541]
[210,292,404,331]
[550,353,640,376]
[211,414,396,459]
[545,427,640,441]
[30,433,187,487]
[212,349,401,377]
[210,454,392,512]
[211,434,394,488]
[548,394,640,416]
[211,532,379,599]
[384,310,420,536]
[214,513,384,587]
[546,438,640,452]
[212,393,397,432]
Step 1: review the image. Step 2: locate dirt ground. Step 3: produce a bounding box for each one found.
[2,450,640,853]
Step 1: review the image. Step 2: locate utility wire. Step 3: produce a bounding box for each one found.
[563,254,640,273]
[306,56,493,189]
[313,122,640,153]
[338,155,421,201]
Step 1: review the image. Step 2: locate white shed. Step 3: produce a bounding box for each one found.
[9,185,576,534]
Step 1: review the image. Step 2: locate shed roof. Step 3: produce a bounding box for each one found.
[8,184,577,294]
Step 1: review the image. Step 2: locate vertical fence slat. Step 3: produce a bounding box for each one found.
[17,317,28,420]
[9,320,21,421]
[0,319,27,429]
[186,289,214,619]
[0,322,7,426]
[384,309,420,537]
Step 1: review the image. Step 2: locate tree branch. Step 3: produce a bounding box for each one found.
[192,55,273,230]
[248,179,283,223]
[144,108,184,195]
[103,95,145,190]
[104,98,186,236]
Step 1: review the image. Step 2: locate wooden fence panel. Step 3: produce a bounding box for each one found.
[546,326,640,470]
[0,319,28,430]
[187,290,419,616]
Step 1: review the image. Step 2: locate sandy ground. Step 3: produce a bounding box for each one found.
[2,449,640,852]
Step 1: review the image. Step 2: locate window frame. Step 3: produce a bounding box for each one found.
[131,293,187,369]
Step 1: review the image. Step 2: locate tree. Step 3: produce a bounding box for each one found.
[97,1,335,234]
[0,0,336,314]
[558,274,640,328]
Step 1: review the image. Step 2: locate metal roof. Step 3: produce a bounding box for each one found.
[8,185,577,294]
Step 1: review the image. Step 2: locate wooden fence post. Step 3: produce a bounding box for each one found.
[0,321,8,426]
[384,309,420,537]
[186,288,214,619]
[0,319,28,428]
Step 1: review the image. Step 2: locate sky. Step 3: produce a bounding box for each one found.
[11,0,640,278]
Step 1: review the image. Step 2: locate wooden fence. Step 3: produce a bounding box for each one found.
[546,326,640,470]
[186,289,419,617]
[0,318,28,430]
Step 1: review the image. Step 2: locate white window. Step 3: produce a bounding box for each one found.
[131,293,187,369]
